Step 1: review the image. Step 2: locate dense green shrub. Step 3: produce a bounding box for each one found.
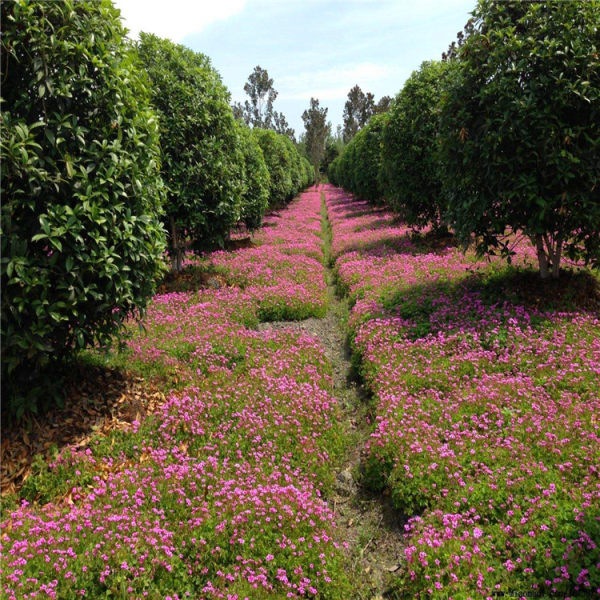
[328,156,341,187]
[320,142,339,179]
[332,129,353,191]
[333,149,345,189]
[302,156,315,187]
[327,113,386,203]
[381,60,455,229]
[235,123,270,230]
[332,139,355,193]
[350,113,387,203]
[1,0,166,417]
[136,33,243,268]
[440,0,600,278]
[345,142,359,193]
[282,136,303,198]
[252,128,293,208]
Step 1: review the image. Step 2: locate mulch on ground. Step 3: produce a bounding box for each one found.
[1,367,165,498]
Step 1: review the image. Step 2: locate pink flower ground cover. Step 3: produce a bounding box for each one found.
[1,188,353,600]
[325,185,600,599]
[182,198,328,323]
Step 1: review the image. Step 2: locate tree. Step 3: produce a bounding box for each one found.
[301,156,315,188]
[282,136,304,197]
[321,124,345,175]
[252,129,293,208]
[235,66,296,141]
[321,142,340,177]
[381,61,455,230]
[353,113,388,204]
[440,0,600,278]
[1,0,166,416]
[328,114,387,203]
[343,86,392,141]
[137,34,243,269]
[232,101,245,122]
[343,85,375,142]
[442,17,476,62]
[328,156,340,187]
[302,98,329,183]
[374,95,392,114]
[272,110,295,141]
[234,65,277,129]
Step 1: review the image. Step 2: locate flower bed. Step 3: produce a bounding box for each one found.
[1,188,353,600]
[325,184,600,598]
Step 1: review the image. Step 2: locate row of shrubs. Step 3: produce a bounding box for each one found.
[1,0,313,416]
[329,0,599,279]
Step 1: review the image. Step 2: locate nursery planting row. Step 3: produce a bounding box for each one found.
[2,1,315,415]
[325,185,600,598]
[329,2,599,281]
[1,189,353,600]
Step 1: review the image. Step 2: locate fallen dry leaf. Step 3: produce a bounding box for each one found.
[1,366,166,498]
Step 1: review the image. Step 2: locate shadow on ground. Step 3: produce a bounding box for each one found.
[1,364,164,498]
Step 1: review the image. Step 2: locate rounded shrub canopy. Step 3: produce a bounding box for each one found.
[328,114,387,204]
[236,122,270,231]
[327,156,341,187]
[252,128,293,209]
[1,0,166,414]
[281,136,304,198]
[302,156,315,188]
[136,33,243,260]
[350,113,387,204]
[440,0,600,277]
[381,60,454,229]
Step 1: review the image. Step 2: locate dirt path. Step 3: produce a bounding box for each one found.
[258,191,405,599]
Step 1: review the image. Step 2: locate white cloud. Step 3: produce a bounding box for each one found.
[277,62,399,101]
[113,0,247,42]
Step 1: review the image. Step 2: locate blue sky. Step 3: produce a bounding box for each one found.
[115,0,475,138]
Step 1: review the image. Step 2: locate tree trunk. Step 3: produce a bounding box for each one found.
[535,234,550,279]
[170,215,182,272]
[432,213,449,237]
[552,246,561,278]
[549,234,563,279]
